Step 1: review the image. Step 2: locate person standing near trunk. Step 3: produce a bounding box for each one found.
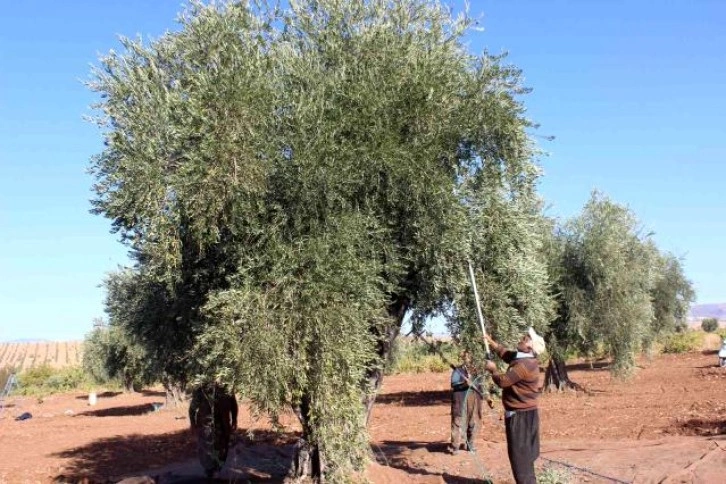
[189,383,239,478]
[449,350,483,454]
[483,328,545,484]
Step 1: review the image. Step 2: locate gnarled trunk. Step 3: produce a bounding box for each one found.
[163,380,187,408]
[363,296,408,425]
[544,355,584,392]
[123,373,136,393]
[289,296,409,482]
[290,394,325,482]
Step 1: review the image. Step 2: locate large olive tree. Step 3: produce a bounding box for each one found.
[90,1,552,479]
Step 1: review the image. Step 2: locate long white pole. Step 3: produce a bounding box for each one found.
[468,261,490,355]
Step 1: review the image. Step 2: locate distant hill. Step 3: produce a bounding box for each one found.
[6,338,50,343]
[690,303,726,320]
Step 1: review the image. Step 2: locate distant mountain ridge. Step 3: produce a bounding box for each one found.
[690,303,726,320]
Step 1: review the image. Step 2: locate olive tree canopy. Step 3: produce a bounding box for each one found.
[90,0,553,478]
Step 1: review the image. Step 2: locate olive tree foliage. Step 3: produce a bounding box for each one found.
[702,317,719,333]
[545,192,663,380]
[650,253,695,335]
[101,268,199,404]
[82,326,112,384]
[89,0,552,478]
[82,317,153,392]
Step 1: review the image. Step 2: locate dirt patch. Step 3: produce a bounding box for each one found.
[2,351,726,483]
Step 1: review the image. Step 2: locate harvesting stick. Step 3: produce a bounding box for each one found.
[468,261,490,356]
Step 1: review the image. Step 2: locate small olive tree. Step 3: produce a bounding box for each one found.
[702,317,719,333]
[82,321,152,392]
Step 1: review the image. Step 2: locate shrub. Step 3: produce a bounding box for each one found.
[661,331,703,354]
[16,365,93,396]
[386,338,456,374]
[702,318,719,333]
[537,464,572,484]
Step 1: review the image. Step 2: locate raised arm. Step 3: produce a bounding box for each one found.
[484,334,500,353]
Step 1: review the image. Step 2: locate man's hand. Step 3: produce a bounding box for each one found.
[484,334,497,350]
[484,360,497,373]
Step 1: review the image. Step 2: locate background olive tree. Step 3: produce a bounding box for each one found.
[702,317,719,333]
[82,317,152,392]
[543,191,694,388]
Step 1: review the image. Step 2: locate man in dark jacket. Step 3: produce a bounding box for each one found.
[450,350,483,454]
[484,328,545,484]
[189,383,239,478]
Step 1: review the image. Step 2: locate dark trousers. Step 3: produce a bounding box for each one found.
[505,408,540,484]
[451,389,482,449]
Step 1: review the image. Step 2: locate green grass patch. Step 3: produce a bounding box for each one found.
[386,338,457,374]
[15,364,95,396]
[660,331,704,354]
[537,464,573,484]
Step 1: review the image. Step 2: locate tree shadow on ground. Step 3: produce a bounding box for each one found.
[669,418,726,436]
[565,360,610,372]
[375,440,450,455]
[141,390,168,398]
[76,402,165,417]
[75,391,124,400]
[442,475,492,484]
[375,389,451,407]
[53,429,197,483]
[52,428,299,483]
[372,440,493,484]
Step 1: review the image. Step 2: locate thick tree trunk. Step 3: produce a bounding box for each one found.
[363,296,409,425]
[290,394,325,482]
[543,355,584,392]
[163,381,187,408]
[288,296,409,481]
[123,373,135,393]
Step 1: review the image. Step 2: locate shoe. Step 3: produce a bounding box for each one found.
[448,445,460,455]
[467,443,477,453]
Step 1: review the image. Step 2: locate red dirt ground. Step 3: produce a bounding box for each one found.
[2,347,726,483]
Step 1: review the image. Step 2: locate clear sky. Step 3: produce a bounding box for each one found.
[1,1,724,341]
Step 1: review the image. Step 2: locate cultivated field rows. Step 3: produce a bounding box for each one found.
[0,341,82,371]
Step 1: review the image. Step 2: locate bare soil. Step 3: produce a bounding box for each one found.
[2,348,726,483]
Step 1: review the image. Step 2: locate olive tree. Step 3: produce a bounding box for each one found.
[702,317,719,333]
[649,252,695,337]
[545,192,664,386]
[89,0,552,479]
[82,319,152,392]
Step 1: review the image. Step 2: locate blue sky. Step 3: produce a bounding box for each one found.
[1,1,724,341]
